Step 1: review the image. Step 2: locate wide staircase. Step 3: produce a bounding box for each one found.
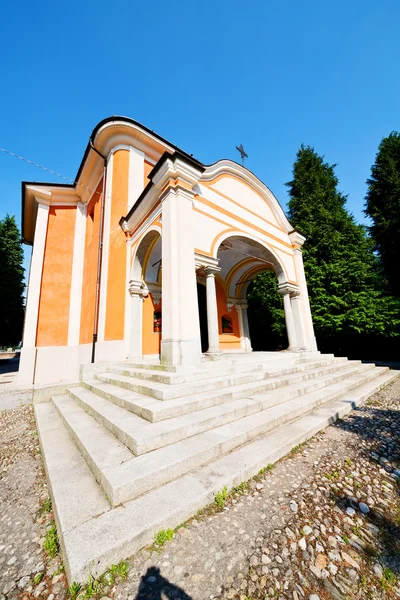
[34,351,398,582]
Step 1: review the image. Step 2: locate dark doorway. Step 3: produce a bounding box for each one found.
[197,283,209,353]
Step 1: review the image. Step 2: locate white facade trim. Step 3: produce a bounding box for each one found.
[97,153,114,342]
[22,202,50,347]
[68,202,87,346]
[128,146,145,211]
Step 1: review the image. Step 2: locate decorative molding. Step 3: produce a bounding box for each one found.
[147,283,162,304]
[289,230,306,249]
[278,282,300,296]
[201,160,294,233]
[194,253,220,271]
[128,279,148,300]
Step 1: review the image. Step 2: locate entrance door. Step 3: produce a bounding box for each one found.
[197,283,209,353]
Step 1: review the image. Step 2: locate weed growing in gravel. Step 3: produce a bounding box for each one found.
[326,471,339,480]
[53,564,65,576]
[84,574,101,598]
[382,567,397,590]
[154,528,174,548]
[44,523,59,557]
[290,441,307,455]
[342,534,349,544]
[233,481,248,495]
[67,581,81,600]
[38,498,52,516]
[215,486,229,508]
[266,463,274,471]
[33,573,43,585]
[345,457,353,466]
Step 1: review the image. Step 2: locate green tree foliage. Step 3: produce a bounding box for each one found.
[285,145,400,357]
[0,214,25,347]
[247,270,287,350]
[365,131,400,297]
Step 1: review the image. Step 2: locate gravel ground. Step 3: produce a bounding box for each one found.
[0,359,32,410]
[1,375,400,600]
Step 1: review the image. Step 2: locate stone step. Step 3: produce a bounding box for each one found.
[109,355,340,386]
[59,365,384,508]
[85,358,361,424]
[41,368,398,583]
[70,362,371,457]
[97,354,336,401]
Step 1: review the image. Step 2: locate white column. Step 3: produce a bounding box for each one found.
[279,284,299,351]
[128,280,147,358]
[291,291,306,350]
[235,302,252,352]
[68,202,87,346]
[18,202,50,384]
[161,185,201,367]
[293,248,317,351]
[97,153,113,343]
[204,267,220,354]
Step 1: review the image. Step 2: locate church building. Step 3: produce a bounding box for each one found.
[19,116,317,385]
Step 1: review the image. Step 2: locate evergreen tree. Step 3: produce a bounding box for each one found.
[285,145,400,356]
[247,271,287,351]
[365,131,400,296]
[0,214,25,347]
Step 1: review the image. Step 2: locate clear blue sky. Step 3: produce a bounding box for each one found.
[1,1,399,279]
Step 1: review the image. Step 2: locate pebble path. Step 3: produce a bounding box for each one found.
[1,377,400,600]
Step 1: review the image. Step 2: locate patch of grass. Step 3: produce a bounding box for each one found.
[266,463,274,471]
[382,568,397,590]
[68,581,82,600]
[33,573,44,585]
[326,471,339,480]
[345,457,353,467]
[341,534,349,544]
[154,528,174,548]
[43,523,59,557]
[258,467,266,475]
[215,486,229,508]
[38,498,52,516]
[84,575,100,598]
[290,441,307,455]
[233,481,248,496]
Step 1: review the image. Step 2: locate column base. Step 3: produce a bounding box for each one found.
[287,345,304,353]
[161,338,202,368]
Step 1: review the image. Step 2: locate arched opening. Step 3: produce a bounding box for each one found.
[215,234,288,352]
[130,229,162,356]
[247,272,287,351]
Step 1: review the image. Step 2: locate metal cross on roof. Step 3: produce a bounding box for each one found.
[236,144,248,167]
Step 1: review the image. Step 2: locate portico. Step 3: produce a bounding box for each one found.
[19,116,317,385]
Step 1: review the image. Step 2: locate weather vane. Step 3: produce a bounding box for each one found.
[236,144,248,167]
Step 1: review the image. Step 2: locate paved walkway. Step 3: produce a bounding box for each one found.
[1,376,400,600]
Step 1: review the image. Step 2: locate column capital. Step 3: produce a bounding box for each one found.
[288,230,306,249]
[278,282,300,297]
[152,151,205,191]
[128,279,148,299]
[195,253,220,272]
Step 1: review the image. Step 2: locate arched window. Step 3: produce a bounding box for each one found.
[153,310,162,333]
[222,314,233,334]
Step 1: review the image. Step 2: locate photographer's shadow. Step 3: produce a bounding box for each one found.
[135,566,193,600]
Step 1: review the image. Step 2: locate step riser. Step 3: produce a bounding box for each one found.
[97,357,346,401]
[112,356,341,386]
[142,361,370,421]
[76,364,373,457]
[132,365,365,455]
[90,359,356,423]
[105,367,387,505]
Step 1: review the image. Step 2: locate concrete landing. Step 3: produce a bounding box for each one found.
[34,352,399,583]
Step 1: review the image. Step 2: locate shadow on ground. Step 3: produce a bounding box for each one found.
[134,567,193,600]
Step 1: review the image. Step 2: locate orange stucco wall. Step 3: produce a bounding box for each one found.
[80,180,103,345]
[216,280,241,349]
[36,206,76,346]
[104,150,130,341]
[144,161,153,187]
[142,295,161,354]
